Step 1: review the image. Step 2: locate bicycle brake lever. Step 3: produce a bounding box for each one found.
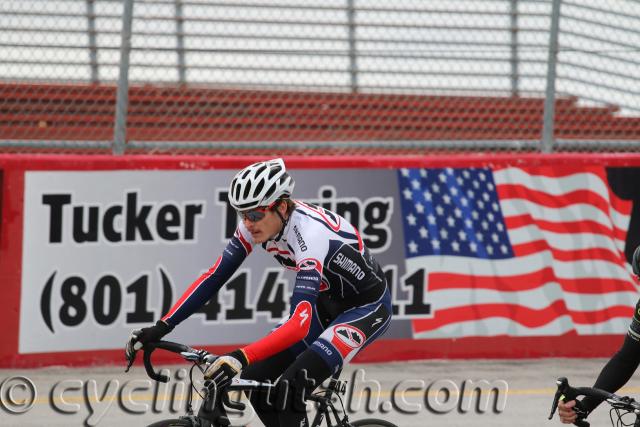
[124,356,135,373]
[124,349,137,373]
[549,378,567,420]
[548,390,561,419]
[222,391,246,411]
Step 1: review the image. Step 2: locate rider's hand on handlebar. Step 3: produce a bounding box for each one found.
[125,320,174,365]
[558,399,578,424]
[204,349,249,388]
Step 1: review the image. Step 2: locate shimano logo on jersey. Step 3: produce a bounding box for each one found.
[293,225,307,252]
[332,253,366,281]
[313,341,333,356]
[42,192,204,244]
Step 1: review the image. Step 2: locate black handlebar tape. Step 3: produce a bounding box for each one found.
[143,346,169,383]
[141,341,201,383]
[150,340,193,354]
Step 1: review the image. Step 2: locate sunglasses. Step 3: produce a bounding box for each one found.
[237,200,281,222]
[238,206,270,222]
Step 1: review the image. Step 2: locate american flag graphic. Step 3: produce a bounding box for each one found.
[398,167,638,339]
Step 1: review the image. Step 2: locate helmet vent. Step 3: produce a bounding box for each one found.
[254,178,265,196]
[268,166,280,179]
[231,178,240,201]
[242,181,252,199]
[264,183,276,200]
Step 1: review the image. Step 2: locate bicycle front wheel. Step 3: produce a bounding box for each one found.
[350,419,398,427]
[146,419,191,427]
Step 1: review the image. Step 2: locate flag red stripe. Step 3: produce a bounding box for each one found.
[497,185,610,212]
[493,166,597,179]
[504,214,628,252]
[412,301,634,332]
[428,267,636,293]
[512,240,623,264]
[504,214,614,235]
[509,240,546,257]
[614,226,627,243]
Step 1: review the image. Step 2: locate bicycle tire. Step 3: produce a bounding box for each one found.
[350,419,398,427]
[146,419,191,427]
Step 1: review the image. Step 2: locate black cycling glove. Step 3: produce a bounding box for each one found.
[125,320,174,365]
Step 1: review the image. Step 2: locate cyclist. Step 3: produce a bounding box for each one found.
[125,158,392,426]
[557,245,640,424]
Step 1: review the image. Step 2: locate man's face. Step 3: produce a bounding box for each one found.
[240,202,286,244]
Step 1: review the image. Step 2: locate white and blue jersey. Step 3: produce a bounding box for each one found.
[163,200,392,370]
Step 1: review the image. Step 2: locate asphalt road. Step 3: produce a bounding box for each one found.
[2,358,639,427]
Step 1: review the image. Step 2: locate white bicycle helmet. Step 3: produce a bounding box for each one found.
[228,158,295,210]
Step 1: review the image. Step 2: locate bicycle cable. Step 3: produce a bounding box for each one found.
[335,389,347,413]
[188,363,206,411]
[334,388,351,425]
[610,407,635,427]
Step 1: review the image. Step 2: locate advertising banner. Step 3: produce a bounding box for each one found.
[20,169,418,354]
[2,154,640,366]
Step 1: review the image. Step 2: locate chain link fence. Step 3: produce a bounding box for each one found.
[1,0,639,154]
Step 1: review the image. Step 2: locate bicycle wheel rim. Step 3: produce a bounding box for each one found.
[350,419,398,427]
[146,419,192,427]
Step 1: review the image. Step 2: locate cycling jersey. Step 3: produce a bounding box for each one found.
[580,297,640,415]
[162,200,390,365]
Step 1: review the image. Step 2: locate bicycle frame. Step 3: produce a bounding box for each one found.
[308,369,349,427]
[134,340,354,427]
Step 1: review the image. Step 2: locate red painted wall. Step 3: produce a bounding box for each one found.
[2,153,640,368]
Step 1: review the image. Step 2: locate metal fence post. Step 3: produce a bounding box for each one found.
[175,0,186,84]
[542,0,562,153]
[86,0,99,83]
[509,0,519,96]
[346,0,358,93]
[113,0,135,155]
